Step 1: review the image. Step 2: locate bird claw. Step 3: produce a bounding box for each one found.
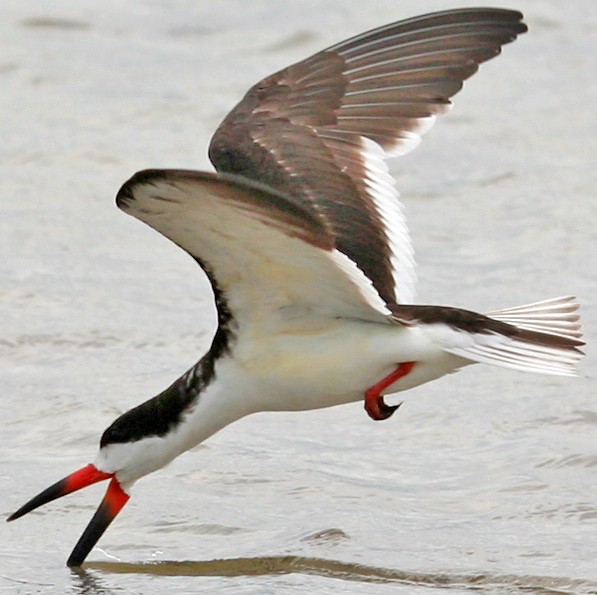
[365,396,402,421]
[364,361,415,421]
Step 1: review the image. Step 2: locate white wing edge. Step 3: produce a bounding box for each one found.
[359,136,417,304]
[328,248,393,319]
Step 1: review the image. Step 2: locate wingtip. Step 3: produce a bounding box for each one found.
[116,170,147,210]
[116,169,182,210]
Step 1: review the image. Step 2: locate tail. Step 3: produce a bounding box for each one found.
[446,296,584,376]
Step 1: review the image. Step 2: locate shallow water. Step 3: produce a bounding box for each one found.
[1,1,596,593]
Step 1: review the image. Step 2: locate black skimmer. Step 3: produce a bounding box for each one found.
[8,7,584,567]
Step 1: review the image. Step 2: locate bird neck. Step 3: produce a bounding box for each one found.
[96,270,245,485]
[100,317,235,446]
[96,322,246,485]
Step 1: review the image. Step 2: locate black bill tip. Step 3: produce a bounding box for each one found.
[66,477,130,567]
[7,464,112,522]
[7,477,70,522]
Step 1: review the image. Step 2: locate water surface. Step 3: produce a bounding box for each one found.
[1,1,595,593]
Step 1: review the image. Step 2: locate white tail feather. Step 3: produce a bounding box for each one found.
[485,296,582,341]
[442,296,584,377]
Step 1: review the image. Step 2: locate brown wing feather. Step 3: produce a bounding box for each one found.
[209,8,527,306]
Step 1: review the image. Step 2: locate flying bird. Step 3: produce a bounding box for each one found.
[8,7,584,566]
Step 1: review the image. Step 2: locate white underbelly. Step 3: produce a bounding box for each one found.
[225,316,470,413]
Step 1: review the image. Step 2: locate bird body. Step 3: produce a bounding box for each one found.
[8,7,584,567]
[196,315,461,411]
[92,293,579,490]
[94,317,468,486]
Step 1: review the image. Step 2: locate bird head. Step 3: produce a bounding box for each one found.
[6,408,180,567]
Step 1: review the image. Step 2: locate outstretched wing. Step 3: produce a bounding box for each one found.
[208,8,527,306]
[116,169,394,324]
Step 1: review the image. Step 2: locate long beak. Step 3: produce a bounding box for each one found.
[7,463,130,567]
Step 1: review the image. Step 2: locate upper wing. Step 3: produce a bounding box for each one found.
[116,169,394,325]
[208,8,527,306]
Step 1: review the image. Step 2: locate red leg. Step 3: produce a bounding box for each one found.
[364,361,416,421]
